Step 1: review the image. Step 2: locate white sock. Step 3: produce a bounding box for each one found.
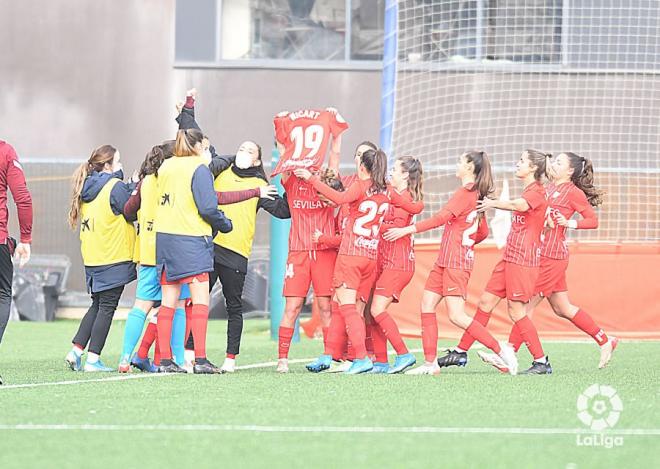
[72,346,84,357]
[455,347,466,353]
[535,355,547,364]
[87,352,100,363]
[223,357,235,367]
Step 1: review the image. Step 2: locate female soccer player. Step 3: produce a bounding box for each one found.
[155,129,232,374]
[367,156,425,374]
[295,148,389,374]
[178,95,288,373]
[277,169,345,373]
[117,142,191,372]
[385,151,518,375]
[65,145,136,372]
[436,149,551,375]
[479,152,617,371]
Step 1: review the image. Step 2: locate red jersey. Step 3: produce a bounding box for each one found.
[318,205,349,250]
[503,181,548,267]
[310,177,389,260]
[541,182,597,260]
[272,109,348,175]
[0,141,33,244]
[283,176,335,252]
[416,185,481,271]
[378,187,424,272]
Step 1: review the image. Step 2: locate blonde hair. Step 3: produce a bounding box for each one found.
[68,145,117,229]
[174,129,204,157]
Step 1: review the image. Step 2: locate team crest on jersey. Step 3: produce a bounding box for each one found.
[160,193,172,206]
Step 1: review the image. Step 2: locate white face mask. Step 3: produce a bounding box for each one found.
[235,150,253,169]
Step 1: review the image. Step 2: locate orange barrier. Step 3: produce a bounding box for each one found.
[388,243,660,340]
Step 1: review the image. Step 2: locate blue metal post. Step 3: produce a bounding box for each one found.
[269,146,298,342]
[380,0,398,167]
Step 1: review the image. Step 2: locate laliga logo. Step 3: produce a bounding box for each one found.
[576,384,624,449]
[577,384,622,430]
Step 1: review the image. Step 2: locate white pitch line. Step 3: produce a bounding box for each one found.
[0,424,659,436]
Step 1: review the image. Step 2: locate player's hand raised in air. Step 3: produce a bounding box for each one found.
[294,168,313,180]
[383,225,415,242]
[259,185,279,200]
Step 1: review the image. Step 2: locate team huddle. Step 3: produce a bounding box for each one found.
[63,89,617,376]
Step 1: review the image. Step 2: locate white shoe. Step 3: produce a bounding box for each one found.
[323,360,352,373]
[598,337,619,369]
[221,358,236,373]
[277,358,289,373]
[404,362,440,375]
[477,350,509,374]
[497,342,518,375]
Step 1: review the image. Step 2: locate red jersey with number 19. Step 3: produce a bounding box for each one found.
[272,110,348,175]
[282,176,335,252]
[503,181,548,267]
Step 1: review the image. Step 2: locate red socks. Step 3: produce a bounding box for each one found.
[466,320,501,354]
[340,304,367,359]
[515,316,545,360]
[156,306,175,360]
[191,304,209,359]
[137,322,157,360]
[374,311,408,355]
[572,309,608,346]
[457,308,491,351]
[370,322,389,363]
[421,312,438,362]
[325,302,347,360]
[508,323,524,352]
[364,324,375,357]
[154,333,161,366]
[278,326,294,359]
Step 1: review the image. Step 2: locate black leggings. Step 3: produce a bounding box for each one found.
[72,285,124,355]
[0,244,13,344]
[186,262,246,356]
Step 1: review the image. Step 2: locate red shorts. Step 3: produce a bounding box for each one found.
[333,254,377,299]
[424,265,470,298]
[283,250,337,297]
[374,269,415,302]
[534,257,569,297]
[485,259,539,303]
[160,270,209,286]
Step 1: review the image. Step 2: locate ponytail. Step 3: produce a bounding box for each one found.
[175,128,204,157]
[68,144,117,230]
[526,149,551,182]
[398,155,424,201]
[464,150,494,199]
[361,149,388,194]
[138,145,166,179]
[565,152,605,207]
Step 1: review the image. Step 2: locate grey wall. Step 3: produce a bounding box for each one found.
[0,0,382,292]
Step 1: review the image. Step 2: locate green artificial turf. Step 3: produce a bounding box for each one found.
[0,320,657,468]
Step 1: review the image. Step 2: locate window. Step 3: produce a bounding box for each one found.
[175,0,385,67]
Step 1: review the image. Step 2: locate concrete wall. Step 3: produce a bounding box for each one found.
[0,0,382,292]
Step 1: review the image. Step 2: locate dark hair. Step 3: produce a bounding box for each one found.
[175,128,204,156]
[320,168,345,192]
[161,140,175,159]
[360,149,388,194]
[563,152,605,207]
[138,145,167,179]
[397,156,424,201]
[68,144,117,229]
[357,141,377,152]
[464,150,494,199]
[525,149,551,182]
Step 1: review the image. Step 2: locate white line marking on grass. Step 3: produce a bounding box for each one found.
[0,373,172,390]
[0,424,659,436]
